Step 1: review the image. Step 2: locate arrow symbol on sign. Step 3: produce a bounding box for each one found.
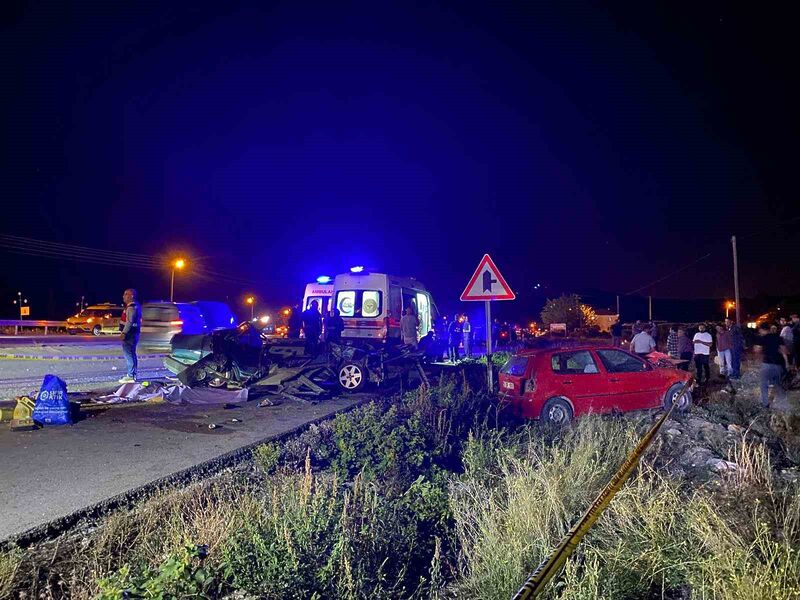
[482,271,497,292]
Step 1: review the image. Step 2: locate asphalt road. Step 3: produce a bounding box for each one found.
[0,334,111,347]
[0,393,370,541]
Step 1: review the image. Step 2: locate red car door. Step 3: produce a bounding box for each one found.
[548,350,611,416]
[594,349,661,411]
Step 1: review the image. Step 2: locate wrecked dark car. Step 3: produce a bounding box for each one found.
[165,322,428,401]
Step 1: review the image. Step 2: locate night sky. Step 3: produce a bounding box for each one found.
[1,1,797,320]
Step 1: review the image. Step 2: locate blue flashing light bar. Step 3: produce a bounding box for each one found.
[350,265,365,273]
[316,276,332,284]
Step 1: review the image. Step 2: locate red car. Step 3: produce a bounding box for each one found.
[498,346,692,424]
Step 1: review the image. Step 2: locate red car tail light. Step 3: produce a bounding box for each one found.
[169,320,184,326]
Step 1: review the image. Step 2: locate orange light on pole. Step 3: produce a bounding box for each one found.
[725,300,735,319]
[170,258,187,302]
[246,296,255,320]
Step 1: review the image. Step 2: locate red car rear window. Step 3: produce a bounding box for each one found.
[500,356,529,376]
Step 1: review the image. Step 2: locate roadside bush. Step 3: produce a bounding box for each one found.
[221,460,451,599]
[450,415,800,599]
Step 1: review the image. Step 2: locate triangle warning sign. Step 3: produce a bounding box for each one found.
[460,254,515,301]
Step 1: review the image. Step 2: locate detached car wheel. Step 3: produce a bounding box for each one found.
[338,362,366,393]
[542,397,573,425]
[92,325,102,336]
[664,383,691,411]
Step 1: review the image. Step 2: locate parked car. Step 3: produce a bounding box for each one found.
[66,304,124,336]
[498,346,692,424]
[139,302,206,349]
[190,301,236,331]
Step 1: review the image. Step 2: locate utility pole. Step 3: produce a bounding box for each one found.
[648,295,652,321]
[732,236,741,326]
[616,295,620,317]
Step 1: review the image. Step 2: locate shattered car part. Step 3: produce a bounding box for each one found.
[167,323,429,400]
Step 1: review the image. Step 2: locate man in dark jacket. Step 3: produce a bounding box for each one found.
[302,301,322,355]
[324,308,344,344]
[725,318,745,379]
[447,316,462,362]
[288,305,303,338]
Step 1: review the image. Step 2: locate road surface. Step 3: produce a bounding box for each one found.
[0,392,370,541]
[0,339,169,398]
[0,334,110,347]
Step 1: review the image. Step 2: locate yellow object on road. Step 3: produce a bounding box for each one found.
[10,395,38,431]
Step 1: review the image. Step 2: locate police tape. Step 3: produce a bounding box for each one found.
[0,353,165,361]
[511,376,694,600]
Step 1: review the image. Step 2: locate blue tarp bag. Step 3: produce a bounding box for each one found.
[32,374,72,425]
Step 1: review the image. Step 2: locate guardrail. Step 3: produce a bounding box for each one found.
[0,320,67,335]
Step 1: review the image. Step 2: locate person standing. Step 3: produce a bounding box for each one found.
[692,324,713,385]
[448,315,462,362]
[302,301,322,355]
[119,288,141,384]
[649,322,659,351]
[462,315,472,358]
[400,306,419,348]
[676,327,693,371]
[288,305,303,338]
[491,318,500,351]
[791,314,800,367]
[779,317,794,367]
[630,327,655,357]
[324,309,344,344]
[666,326,679,359]
[754,322,789,409]
[725,318,745,379]
[715,324,732,378]
[611,320,623,347]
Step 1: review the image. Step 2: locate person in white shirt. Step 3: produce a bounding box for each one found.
[692,324,713,384]
[630,329,656,357]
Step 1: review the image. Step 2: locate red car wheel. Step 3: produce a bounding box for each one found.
[542,397,573,425]
[664,383,691,411]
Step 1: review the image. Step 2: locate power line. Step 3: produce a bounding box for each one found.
[0,234,164,265]
[623,253,713,296]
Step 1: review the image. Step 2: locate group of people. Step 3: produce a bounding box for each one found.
[628,319,745,385]
[626,314,800,409]
[287,301,345,354]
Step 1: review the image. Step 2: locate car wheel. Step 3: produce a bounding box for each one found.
[92,325,102,336]
[542,397,573,425]
[664,383,691,411]
[338,362,366,392]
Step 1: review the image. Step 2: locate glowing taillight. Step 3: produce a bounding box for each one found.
[169,320,183,326]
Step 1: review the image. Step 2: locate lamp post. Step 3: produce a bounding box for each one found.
[246,296,255,320]
[170,258,186,302]
[12,292,28,319]
[725,301,735,319]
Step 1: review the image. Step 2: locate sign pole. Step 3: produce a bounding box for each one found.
[485,300,493,390]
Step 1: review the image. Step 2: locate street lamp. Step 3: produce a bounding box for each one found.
[170,258,186,302]
[725,301,736,319]
[246,296,255,320]
[12,292,28,319]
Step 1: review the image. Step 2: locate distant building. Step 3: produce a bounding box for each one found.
[593,309,619,333]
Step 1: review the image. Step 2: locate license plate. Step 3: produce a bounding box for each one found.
[503,381,515,390]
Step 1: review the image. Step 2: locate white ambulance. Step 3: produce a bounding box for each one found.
[302,280,333,315]
[332,267,436,341]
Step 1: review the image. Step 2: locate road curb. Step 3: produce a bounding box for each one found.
[0,353,165,361]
